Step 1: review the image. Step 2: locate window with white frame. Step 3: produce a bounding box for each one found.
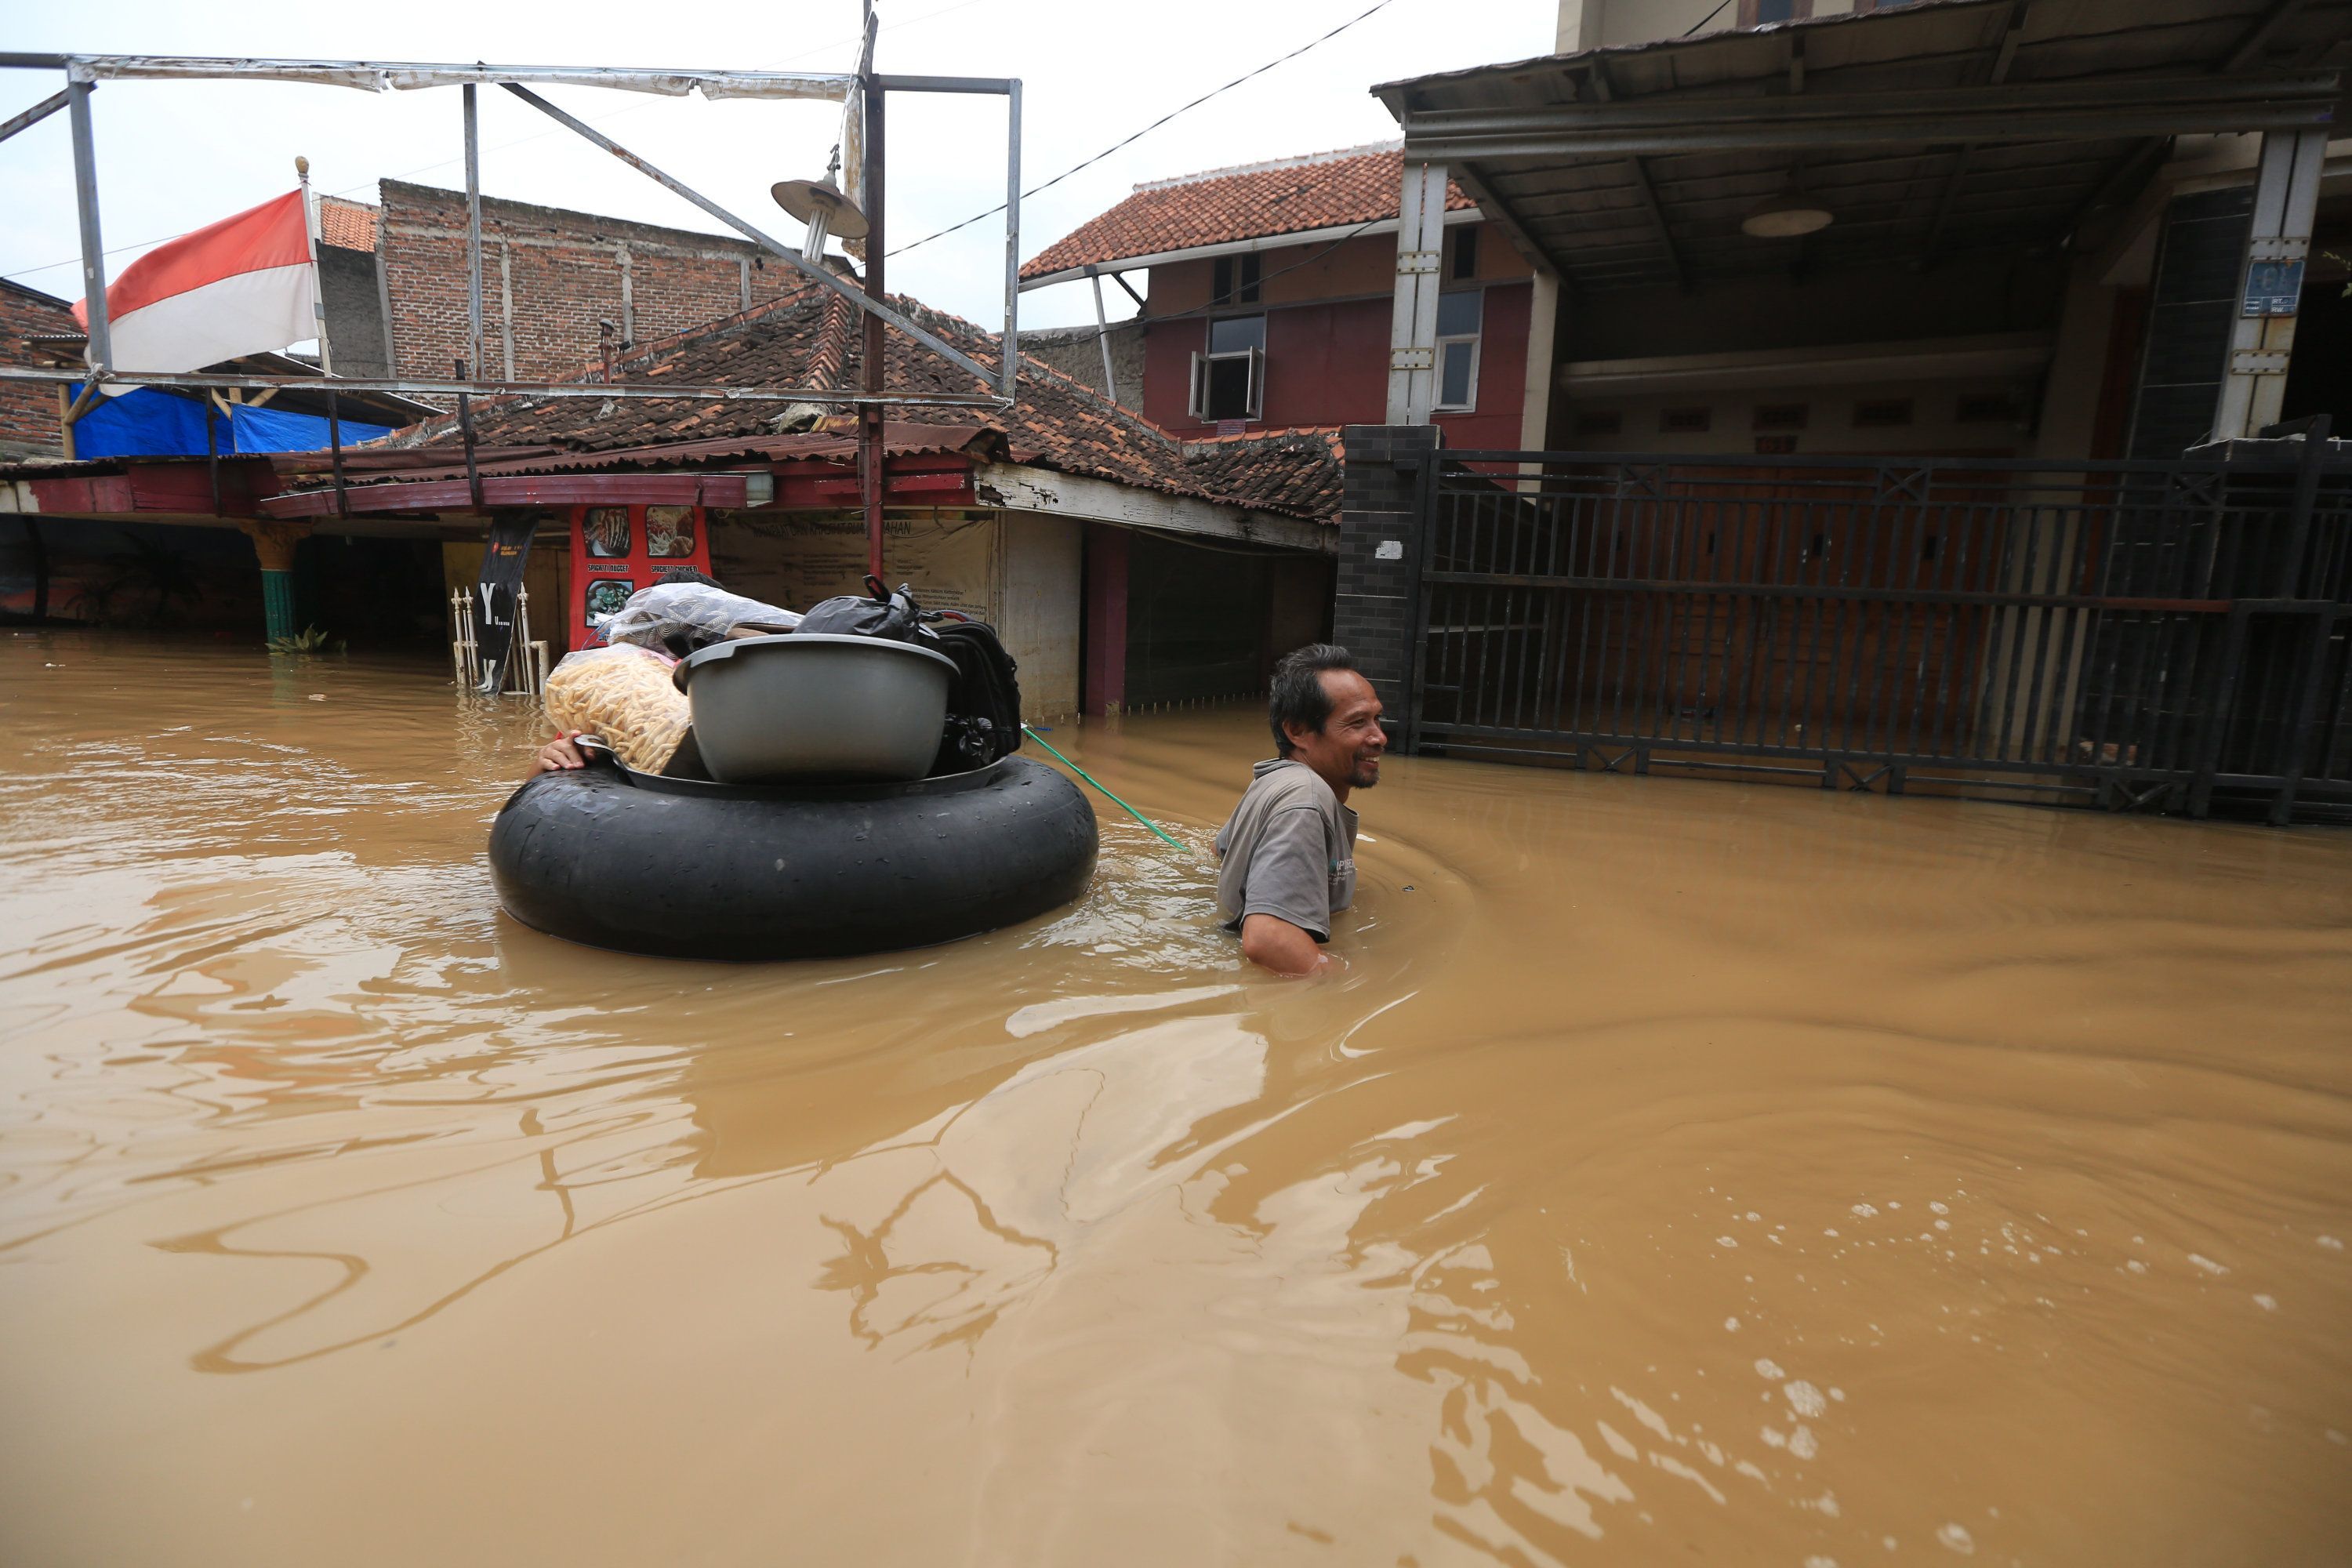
[1189,314,1265,422]
[1434,290,1482,412]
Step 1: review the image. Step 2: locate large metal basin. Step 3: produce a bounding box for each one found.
[676,633,955,783]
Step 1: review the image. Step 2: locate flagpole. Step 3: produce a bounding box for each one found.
[295,154,332,376]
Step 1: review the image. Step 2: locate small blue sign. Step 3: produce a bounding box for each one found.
[2241,258,2305,318]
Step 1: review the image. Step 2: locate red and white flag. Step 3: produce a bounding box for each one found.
[74,189,318,375]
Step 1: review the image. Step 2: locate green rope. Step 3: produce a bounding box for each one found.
[1023,724,1187,851]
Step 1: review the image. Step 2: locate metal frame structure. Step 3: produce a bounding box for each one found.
[1393,445,2352,825]
[0,51,1023,412]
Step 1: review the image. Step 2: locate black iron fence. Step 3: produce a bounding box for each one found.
[1400,446,2352,823]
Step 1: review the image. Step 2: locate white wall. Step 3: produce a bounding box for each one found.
[708,507,1085,719]
[994,513,1083,719]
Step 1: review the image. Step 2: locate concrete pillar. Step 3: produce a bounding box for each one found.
[2215,127,2328,441]
[242,520,311,644]
[1082,524,1129,718]
[1518,270,1562,455]
[1555,0,1608,52]
[1385,159,1450,426]
[1332,424,1442,746]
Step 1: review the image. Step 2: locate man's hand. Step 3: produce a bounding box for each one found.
[532,732,592,774]
[1240,913,1329,976]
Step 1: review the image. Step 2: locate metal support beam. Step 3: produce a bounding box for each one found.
[2222,0,2312,71]
[1588,64,1683,292]
[1109,270,1145,311]
[499,81,1004,394]
[1399,71,2341,158]
[2216,125,2327,438]
[1088,269,1119,405]
[0,86,71,146]
[66,79,108,379]
[1000,78,1021,401]
[464,85,485,394]
[861,48,887,583]
[1915,0,2028,268]
[2050,134,2172,247]
[0,365,1003,406]
[1385,158,1449,425]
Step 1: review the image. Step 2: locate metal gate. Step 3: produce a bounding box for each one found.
[1402,446,2352,823]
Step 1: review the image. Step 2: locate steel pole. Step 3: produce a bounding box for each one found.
[862,64,887,583]
[1002,78,1021,401]
[464,85,485,395]
[66,79,110,380]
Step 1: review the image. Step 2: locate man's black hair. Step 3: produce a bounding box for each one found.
[1269,643,1359,757]
[654,565,722,588]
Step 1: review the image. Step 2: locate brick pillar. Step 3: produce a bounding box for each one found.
[1083,524,1129,718]
[1332,424,1439,747]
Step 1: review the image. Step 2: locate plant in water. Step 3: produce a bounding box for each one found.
[267,624,345,655]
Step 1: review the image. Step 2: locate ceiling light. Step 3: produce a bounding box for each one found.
[1740,187,1835,239]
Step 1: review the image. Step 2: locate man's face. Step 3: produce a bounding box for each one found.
[1284,670,1387,792]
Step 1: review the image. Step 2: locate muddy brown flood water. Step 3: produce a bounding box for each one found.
[2,631,2349,1566]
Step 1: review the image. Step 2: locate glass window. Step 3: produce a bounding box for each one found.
[1439,341,1476,409]
[1436,291,1483,337]
[1208,315,1265,354]
[1203,357,1254,420]
[644,506,696,558]
[583,506,632,558]
[584,577,634,626]
[1211,253,1261,306]
[1449,226,1479,281]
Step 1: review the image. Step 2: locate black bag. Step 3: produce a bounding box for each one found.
[797,575,925,642]
[928,617,1024,774]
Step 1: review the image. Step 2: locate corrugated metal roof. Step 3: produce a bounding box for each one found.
[1375,0,2352,292]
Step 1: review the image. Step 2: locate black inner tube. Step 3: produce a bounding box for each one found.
[489,751,1098,961]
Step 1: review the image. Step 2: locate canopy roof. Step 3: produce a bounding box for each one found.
[1374,0,2350,292]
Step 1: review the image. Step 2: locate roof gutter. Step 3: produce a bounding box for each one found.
[1020,206,1478,292]
[972,461,1332,553]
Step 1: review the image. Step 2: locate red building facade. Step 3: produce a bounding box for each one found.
[1024,146,1545,452]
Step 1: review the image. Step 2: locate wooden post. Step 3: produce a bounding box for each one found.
[241,520,313,644]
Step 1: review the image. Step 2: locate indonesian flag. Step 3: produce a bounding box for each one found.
[73,190,318,375]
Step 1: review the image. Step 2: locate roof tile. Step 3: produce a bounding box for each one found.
[1022,147,1471,280]
[385,283,1341,523]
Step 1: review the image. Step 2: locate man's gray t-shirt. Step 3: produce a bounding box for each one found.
[1213,759,1359,942]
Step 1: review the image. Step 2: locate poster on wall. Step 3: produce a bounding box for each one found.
[473,514,539,692]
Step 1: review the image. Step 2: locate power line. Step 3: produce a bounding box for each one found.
[886,0,1400,260]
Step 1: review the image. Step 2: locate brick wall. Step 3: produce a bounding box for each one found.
[1331,424,1439,742]
[0,281,75,458]
[377,180,804,384]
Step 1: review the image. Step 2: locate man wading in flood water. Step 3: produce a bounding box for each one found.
[1215,644,1386,975]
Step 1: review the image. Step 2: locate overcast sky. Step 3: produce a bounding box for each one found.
[0,0,1552,339]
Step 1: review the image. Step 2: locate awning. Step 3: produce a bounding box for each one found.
[1374,0,2349,293]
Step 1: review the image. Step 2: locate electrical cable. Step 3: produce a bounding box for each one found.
[886,0,1399,260]
[1682,0,1735,37]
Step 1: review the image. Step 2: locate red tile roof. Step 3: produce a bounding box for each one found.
[318,195,377,252]
[374,282,1342,524]
[1021,145,1473,281]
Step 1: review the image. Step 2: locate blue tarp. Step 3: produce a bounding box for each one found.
[71,386,395,458]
